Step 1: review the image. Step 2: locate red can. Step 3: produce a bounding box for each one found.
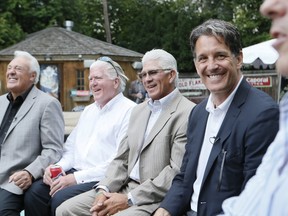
[50,165,62,179]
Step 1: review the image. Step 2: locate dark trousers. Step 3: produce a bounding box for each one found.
[24,169,97,216]
[0,188,24,216]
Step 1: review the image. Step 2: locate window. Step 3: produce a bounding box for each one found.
[76,69,85,90]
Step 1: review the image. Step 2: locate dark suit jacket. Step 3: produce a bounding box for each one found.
[159,79,279,216]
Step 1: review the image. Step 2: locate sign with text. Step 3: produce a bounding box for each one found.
[178,76,272,90]
[178,78,206,90]
[246,76,272,87]
[70,90,90,97]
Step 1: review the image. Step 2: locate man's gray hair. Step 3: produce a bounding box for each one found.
[90,60,129,93]
[142,49,179,85]
[14,50,40,84]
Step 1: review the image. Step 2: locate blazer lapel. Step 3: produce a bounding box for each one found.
[141,91,182,151]
[187,105,209,183]
[137,106,151,149]
[6,86,38,136]
[129,104,151,168]
[202,105,240,185]
[0,95,9,123]
[202,80,249,186]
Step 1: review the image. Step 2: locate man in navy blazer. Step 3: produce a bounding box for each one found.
[154,19,279,216]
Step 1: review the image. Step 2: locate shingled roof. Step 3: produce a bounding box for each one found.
[0,27,143,60]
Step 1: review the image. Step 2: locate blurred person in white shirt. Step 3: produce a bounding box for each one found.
[221,0,288,215]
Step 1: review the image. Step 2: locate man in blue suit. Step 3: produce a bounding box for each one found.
[154,19,279,216]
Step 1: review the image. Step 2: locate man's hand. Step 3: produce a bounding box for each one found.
[90,192,129,216]
[43,165,66,186]
[90,190,108,216]
[153,207,172,216]
[9,170,33,190]
[43,165,54,186]
[49,173,76,197]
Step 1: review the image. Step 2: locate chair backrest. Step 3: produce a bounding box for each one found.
[63,111,82,136]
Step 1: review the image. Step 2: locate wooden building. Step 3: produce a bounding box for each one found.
[0,26,143,111]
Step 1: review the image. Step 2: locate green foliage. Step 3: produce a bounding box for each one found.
[109,0,200,72]
[75,0,106,41]
[0,0,271,73]
[0,12,25,49]
[232,0,272,46]
[194,0,271,47]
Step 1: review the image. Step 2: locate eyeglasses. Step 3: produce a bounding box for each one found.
[97,56,119,77]
[138,68,171,80]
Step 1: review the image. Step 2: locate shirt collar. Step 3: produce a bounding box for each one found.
[148,88,178,112]
[7,84,34,103]
[206,76,243,113]
[94,92,124,111]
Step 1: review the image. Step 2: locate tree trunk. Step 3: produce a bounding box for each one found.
[102,0,112,43]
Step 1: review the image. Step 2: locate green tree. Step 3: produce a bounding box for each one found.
[0,0,272,73]
[0,11,24,49]
[232,0,271,46]
[109,0,200,72]
[0,0,94,49]
[194,0,271,47]
[76,0,106,41]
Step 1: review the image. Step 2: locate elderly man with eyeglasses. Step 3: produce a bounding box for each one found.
[24,57,136,216]
[55,49,196,216]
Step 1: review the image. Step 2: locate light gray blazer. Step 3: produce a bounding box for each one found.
[0,86,64,195]
[99,89,195,213]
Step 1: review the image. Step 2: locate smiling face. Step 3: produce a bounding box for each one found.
[141,60,176,101]
[194,35,242,105]
[89,62,120,108]
[260,0,288,76]
[6,56,35,99]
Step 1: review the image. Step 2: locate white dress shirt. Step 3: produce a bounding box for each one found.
[56,93,135,184]
[191,76,243,212]
[129,89,179,182]
[221,93,288,216]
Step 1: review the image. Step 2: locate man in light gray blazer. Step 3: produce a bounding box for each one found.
[0,50,64,216]
[56,49,196,216]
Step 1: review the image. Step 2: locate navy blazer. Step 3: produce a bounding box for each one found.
[159,79,279,216]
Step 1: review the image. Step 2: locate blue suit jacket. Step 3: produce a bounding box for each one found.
[159,79,279,216]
